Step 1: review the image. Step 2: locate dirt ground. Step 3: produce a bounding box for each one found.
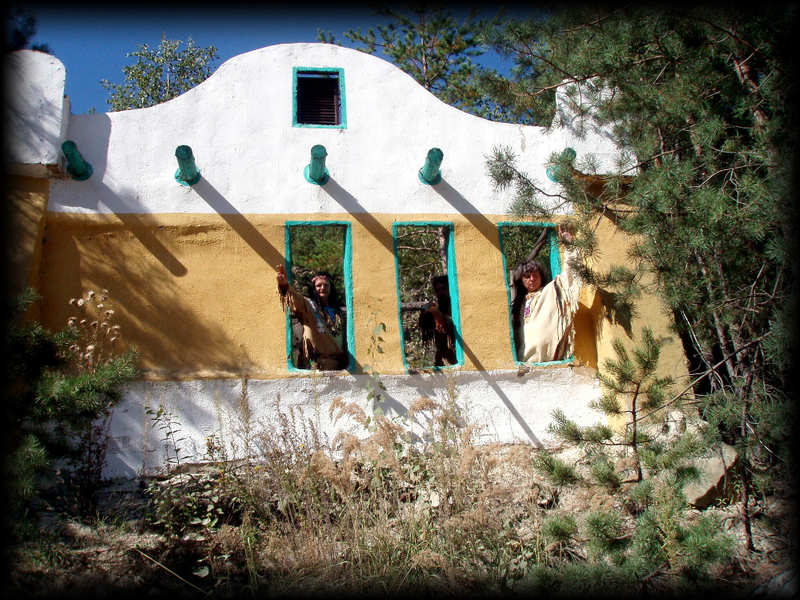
[5,444,797,599]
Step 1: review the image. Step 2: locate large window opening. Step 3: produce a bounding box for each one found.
[393,223,462,372]
[499,222,577,365]
[284,222,353,371]
[293,68,346,128]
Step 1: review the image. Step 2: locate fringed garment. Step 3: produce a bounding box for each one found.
[279,284,348,371]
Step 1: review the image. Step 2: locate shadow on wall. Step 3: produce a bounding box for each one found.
[455,334,543,447]
[572,303,599,370]
[53,116,191,279]
[323,177,394,255]
[5,78,62,164]
[192,177,283,267]
[39,214,260,377]
[108,195,188,278]
[52,114,111,212]
[590,287,635,340]
[433,179,503,254]
[105,381,224,478]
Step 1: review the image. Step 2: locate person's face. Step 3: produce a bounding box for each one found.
[521,269,542,292]
[314,277,331,301]
[434,281,449,297]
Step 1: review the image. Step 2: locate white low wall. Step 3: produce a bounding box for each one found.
[104,366,603,479]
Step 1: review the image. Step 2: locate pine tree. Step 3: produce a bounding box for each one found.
[319,6,504,119]
[4,5,51,53]
[551,328,683,480]
[542,328,733,590]
[483,5,797,551]
[3,289,139,525]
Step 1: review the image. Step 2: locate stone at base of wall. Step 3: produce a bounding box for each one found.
[102,367,605,479]
[684,442,739,509]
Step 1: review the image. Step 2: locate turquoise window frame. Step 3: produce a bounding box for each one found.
[497,221,575,367]
[284,221,354,372]
[292,67,347,129]
[392,221,464,373]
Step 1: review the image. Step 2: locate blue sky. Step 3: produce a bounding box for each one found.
[27,6,515,115]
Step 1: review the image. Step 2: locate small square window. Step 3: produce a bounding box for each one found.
[293,68,346,128]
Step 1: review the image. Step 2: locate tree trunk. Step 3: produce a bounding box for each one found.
[694,251,738,381]
[740,372,756,552]
[631,382,643,482]
[525,227,550,263]
[730,53,768,130]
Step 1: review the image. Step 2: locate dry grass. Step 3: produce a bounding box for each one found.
[7,388,796,598]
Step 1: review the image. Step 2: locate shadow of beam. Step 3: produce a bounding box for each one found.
[432,180,502,253]
[97,179,188,278]
[192,177,283,267]
[322,177,395,255]
[111,212,188,277]
[457,334,543,448]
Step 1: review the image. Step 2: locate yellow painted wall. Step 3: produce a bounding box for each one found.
[6,175,49,322]
[30,208,686,384]
[585,215,689,379]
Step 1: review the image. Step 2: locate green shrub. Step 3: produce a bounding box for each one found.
[3,288,139,524]
[531,452,581,487]
[591,456,621,491]
[542,514,578,545]
[585,510,628,561]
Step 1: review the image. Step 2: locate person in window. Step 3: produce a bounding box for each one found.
[510,226,582,363]
[276,264,348,370]
[418,275,457,367]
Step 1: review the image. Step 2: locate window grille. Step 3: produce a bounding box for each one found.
[294,70,344,127]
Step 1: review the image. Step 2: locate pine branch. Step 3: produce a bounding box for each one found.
[636,333,769,424]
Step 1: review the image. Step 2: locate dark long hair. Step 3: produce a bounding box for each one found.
[431,275,451,315]
[306,271,343,308]
[510,259,549,353]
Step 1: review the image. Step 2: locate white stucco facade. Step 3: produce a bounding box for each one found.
[7,44,655,479]
[43,43,625,216]
[4,50,69,177]
[107,369,603,479]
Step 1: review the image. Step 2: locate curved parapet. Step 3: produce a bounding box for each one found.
[49,43,626,216]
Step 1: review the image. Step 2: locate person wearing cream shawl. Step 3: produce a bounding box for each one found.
[510,226,582,363]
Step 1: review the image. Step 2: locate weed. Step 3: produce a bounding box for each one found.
[144,404,239,537]
[363,316,388,404]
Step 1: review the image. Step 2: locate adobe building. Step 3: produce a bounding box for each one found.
[5,44,689,478]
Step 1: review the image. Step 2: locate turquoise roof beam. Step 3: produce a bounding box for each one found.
[304,144,329,185]
[418,147,443,185]
[175,146,200,185]
[61,140,92,181]
[174,145,201,186]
